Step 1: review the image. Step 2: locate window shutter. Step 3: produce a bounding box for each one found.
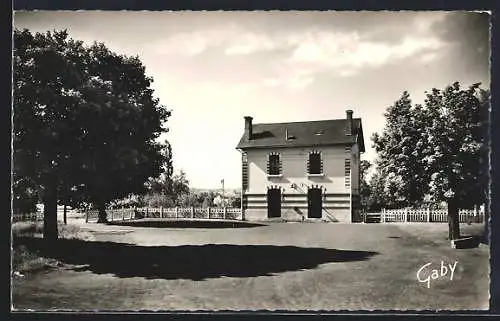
[268,153,281,175]
[345,158,351,188]
[279,154,282,175]
[242,152,248,190]
[308,151,322,174]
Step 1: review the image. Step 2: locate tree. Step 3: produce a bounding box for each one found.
[372,91,428,208]
[72,42,170,223]
[422,83,489,240]
[12,176,40,215]
[14,29,91,241]
[170,170,190,205]
[13,29,171,240]
[372,82,489,240]
[228,194,241,208]
[359,160,372,212]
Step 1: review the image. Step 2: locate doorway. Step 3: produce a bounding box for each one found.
[267,188,281,218]
[307,187,322,218]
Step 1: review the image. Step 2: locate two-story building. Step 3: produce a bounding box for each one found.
[236,110,365,223]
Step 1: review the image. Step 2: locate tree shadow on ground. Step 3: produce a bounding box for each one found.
[106,219,266,229]
[14,237,378,281]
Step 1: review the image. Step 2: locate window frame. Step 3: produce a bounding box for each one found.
[307,150,324,176]
[267,152,283,177]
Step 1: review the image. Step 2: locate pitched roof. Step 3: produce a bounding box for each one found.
[236,118,365,152]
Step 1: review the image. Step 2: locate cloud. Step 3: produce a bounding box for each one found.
[262,76,313,90]
[223,32,277,55]
[287,32,445,71]
[150,24,278,57]
[145,12,450,91]
[262,72,314,90]
[263,78,280,87]
[419,52,439,64]
[339,69,358,77]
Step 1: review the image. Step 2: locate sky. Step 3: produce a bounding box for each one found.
[13,11,490,189]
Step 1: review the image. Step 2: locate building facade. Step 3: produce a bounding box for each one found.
[236,110,365,223]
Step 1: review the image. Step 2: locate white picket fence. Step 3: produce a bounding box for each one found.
[85,207,243,223]
[13,207,82,223]
[12,212,44,223]
[370,207,485,223]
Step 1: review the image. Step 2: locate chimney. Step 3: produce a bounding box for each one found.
[244,116,253,140]
[345,109,353,136]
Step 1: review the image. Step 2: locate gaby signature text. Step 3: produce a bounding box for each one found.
[417,261,458,288]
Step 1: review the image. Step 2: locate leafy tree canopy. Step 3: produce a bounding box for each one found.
[13,28,172,239]
[371,82,489,239]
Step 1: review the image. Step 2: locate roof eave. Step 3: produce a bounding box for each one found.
[237,141,357,150]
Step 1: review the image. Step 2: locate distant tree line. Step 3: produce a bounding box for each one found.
[108,170,242,209]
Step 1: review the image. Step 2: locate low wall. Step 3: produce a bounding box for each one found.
[243,208,353,223]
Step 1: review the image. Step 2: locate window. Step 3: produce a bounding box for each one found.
[267,153,282,176]
[242,152,249,190]
[308,151,323,175]
[345,159,351,188]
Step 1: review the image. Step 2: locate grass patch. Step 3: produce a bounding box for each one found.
[12,221,94,241]
[12,221,94,274]
[12,245,62,274]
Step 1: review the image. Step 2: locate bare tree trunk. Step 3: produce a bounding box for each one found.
[97,199,107,223]
[448,200,460,240]
[43,183,58,242]
[63,204,67,225]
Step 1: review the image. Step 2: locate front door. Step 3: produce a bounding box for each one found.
[308,187,322,218]
[267,188,281,218]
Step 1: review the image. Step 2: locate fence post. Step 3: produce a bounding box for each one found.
[160,207,163,218]
[381,208,385,223]
[207,207,211,219]
[404,208,408,223]
[175,207,179,218]
[223,207,227,219]
[191,207,194,218]
[427,207,430,223]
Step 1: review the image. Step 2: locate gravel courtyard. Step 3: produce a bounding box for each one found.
[12,221,489,311]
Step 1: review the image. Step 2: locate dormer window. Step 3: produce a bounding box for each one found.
[267,152,282,176]
[307,150,323,175]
